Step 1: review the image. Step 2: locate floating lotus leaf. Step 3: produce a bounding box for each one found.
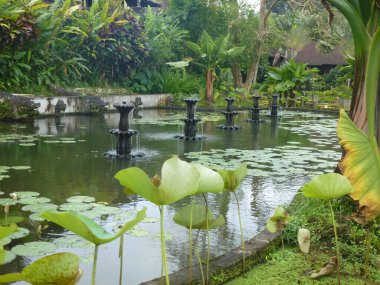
[173,204,225,230]
[0,250,16,265]
[79,210,102,220]
[337,110,380,223]
[152,232,174,241]
[0,237,11,246]
[39,134,55,138]
[43,140,61,144]
[61,141,76,144]
[40,207,146,245]
[11,241,57,257]
[18,197,52,205]
[0,175,9,180]
[126,228,150,237]
[11,166,31,170]
[0,198,17,206]
[60,138,76,141]
[0,252,82,285]
[29,213,46,222]
[66,196,95,203]
[217,163,248,192]
[0,191,3,195]
[22,203,58,213]
[19,143,36,147]
[59,203,92,211]
[115,156,200,205]
[80,253,93,264]
[8,227,29,240]
[142,217,159,223]
[53,235,94,248]
[13,191,39,198]
[112,210,137,222]
[0,216,24,225]
[0,166,10,173]
[303,173,354,200]
[90,205,121,215]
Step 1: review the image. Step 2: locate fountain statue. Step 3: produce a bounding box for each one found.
[247,95,263,123]
[216,97,241,129]
[175,98,205,140]
[131,96,143,119]
[270,94,279,117]
[107,102,139,157]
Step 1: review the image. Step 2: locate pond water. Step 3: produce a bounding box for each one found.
[0,109,341,284]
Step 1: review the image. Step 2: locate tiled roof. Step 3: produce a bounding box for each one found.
[294,43,346,65]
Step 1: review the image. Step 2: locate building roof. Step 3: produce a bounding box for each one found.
[294,43,346,66]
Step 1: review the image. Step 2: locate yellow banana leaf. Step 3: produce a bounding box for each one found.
[337,109,380,223]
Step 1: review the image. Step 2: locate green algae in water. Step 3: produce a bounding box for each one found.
[11,241,57,257]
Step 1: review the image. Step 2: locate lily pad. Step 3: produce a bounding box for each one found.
[13,191,40,199]
[8,227,30,240]
[0,250,16,265]
[53,235,94,249]
[18,197,51,205]
[60,141,76,144]
[79,210,102,220]
[43,140,61,144]
[112,210,137,222]
[126,228,149,237]
[59,203,92,211]
[60,138,76,141]
[11,241,57,257]
[0,216,24,225]
[21,203,58,212]
[29,213,47,222]
[39,134,56,138]
[11,166,31,170]
[19,143,36,147]
[66,196,95,203]
[152,232,174,241]
[0,198,17,206]
[0,237,11,246]
[91,205,121,215]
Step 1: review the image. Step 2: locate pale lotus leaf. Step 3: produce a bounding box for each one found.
[297,228,311,254]
[192,163,224,194]
[217,163,248,192]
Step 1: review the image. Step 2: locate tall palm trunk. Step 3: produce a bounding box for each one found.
[205,69,215,103]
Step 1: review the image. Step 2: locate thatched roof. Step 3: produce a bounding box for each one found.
[294,43,346,66]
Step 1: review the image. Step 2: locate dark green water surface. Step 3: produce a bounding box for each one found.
[0,109,341,284]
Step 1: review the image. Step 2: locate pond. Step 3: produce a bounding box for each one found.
[0,109,341,284]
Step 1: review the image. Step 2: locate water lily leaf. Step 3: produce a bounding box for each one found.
[0,252,82,285]
[192,163,224,194]
[60,138,76,141]
[43,140,61,144]
[66,196,95,203]
[18,197,51,205]
[303,173,353,200]
[53,235,94,248]
[0,237,11,246]
[0,249,16,265]
[173,204,225,230]
[30,213,47,222]
[217,163,248,192]
[13,191,39,198]
[59,203,92,211]
[11,241,57,257]
[8,227,29,240]
[337,110,380,223]
[0,224,18,240]
[19,143,36,147]
[40,207,146,245]
[0,216,24,225]
[152,232,174,241]
[61,141,76,144]
[90,205,121,215]
[127,228,150,237]
[0,198,17,206]
[11,166,31,170]
[115,156,200,205]
[22,203,58,212]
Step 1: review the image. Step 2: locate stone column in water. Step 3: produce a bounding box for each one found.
[270,94,279,117]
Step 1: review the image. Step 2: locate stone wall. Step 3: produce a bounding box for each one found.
[15,94,171,115]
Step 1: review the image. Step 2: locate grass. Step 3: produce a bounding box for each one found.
[224,192,380,285]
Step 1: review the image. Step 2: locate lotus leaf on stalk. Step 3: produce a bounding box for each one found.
[0,224,17,265]
[0,252,82,285]
[266,206,289,249]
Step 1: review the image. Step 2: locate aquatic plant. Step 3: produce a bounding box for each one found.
[40,208,146,285]
[266,206,289,249]
[115,156,223,285]
[0,224,17,265]
[0,252,82,285]
[303,173,354,284]
[218,163,248,268]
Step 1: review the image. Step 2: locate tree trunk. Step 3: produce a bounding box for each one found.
[232,63,243,88]
[205,69,215,103]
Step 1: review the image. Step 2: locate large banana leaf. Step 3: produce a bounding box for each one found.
[337,109,380,223]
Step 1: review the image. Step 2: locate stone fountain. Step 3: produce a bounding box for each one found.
[216,97,241,129]
[107,101,140,157]
[269,94,279,117]
[175,98,205,140]
[247,95,263,123]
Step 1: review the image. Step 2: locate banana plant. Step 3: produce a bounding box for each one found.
[40,208,146,285]
[186,30,245,103]
[218,163,248,268]
[115,156,224,285]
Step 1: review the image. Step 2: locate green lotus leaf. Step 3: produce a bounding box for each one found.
[303,173,354,200]
[8,227,29,240]
[43,140,61,144]
[0,191,4,195]
[126,228,150,237]
[60,141,76,144]
[0,198,17,206]
[0,237,11,246]
[60,138,76,141]
[66,196,96,203]
[59,203,92,211]
[173,204,225,230]
[266,206,289,233]
[90,205,121,215]
[266,219,278,233]
[0,216,24,225]
[115,156,200,205]
[337,109,380,223]
[53,235,94,249]
[112,210,137,222]
[13,191,40,198]
[11,166,31,170]
[217,163,248,192]
[152,232,174,241]
[19,143,36,147]
[22,203,58,212]
[40,207,146,245]
[18,197,51,205]
[192,163,224,194]
[0,252,82,285]
[0,224,18,240]
[30,213,46,222]
[11,241,57,257]
[79,211,102,220]
[0,249,16,265]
